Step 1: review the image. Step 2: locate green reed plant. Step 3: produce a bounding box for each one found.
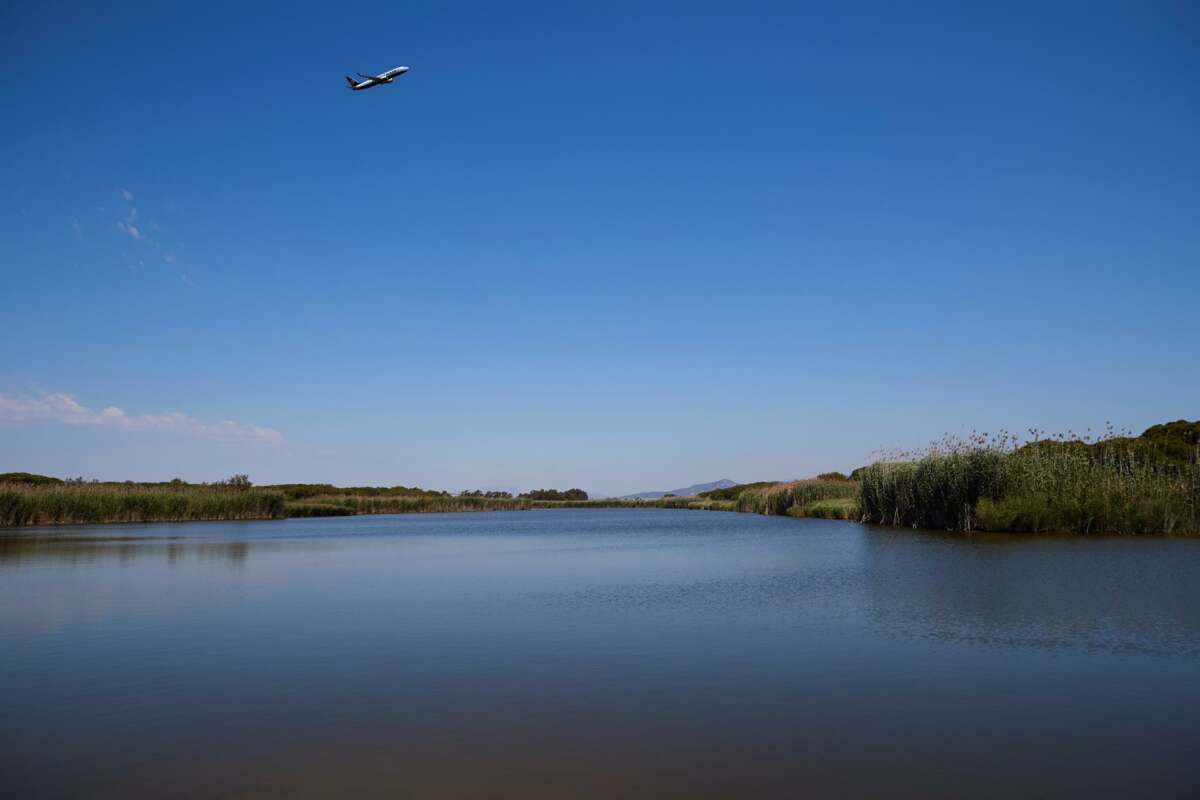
[321,494,536,514]
[857,426,1199,534]
[0,482,287,527]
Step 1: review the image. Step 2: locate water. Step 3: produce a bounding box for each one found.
[2,509,1198,798]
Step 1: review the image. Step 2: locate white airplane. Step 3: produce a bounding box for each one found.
[345,66,410,91]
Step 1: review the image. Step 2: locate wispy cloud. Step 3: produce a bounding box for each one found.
[111,188,185,276]
[0,391,285,446]
[116,219,142,240]
[113,191,170,257]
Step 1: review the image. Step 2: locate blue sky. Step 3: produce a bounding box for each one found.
[1,1,1197,496]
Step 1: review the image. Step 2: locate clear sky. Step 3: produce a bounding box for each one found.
[2,1,1197,496]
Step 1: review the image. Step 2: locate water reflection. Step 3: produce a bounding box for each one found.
[860,527,1200,656]
[0,535,252,567]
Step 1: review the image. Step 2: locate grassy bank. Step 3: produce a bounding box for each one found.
[788,496,859,520]
[733,479,859,516]
[0,483,286,527]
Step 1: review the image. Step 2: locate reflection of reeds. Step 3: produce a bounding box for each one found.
[858,430,1200,534]
[0,483,286,526]
[0,536,252,566]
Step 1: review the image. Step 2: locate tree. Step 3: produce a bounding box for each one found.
[224,474,252,491]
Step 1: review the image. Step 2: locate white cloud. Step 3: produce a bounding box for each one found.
[116,206,161,248]
[0,391,285,446]
[119,188,134,201]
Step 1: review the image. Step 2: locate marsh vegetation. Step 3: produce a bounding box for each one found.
[0,482,287,527]
[3,421,1195,533]
[858,422,1199,535]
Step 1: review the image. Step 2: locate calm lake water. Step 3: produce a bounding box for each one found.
[2,509,1198,798]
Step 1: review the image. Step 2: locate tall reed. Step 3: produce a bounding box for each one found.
[857,430,1199,534]
[301,494,533,515]
[0,483,287,527]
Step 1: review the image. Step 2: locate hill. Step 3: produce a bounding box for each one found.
[0,472,63,485]
[621,479,738,500]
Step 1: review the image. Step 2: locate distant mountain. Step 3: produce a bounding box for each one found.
[620,479,738,500]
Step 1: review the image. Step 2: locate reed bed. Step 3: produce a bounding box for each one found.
[858,431,1200,534]
[734,479,859,516]
[295,494,535,516]
[283,500,356,517]
[0,483,286,527]
[302,496,738,515]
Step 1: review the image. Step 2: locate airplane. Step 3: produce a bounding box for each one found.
[345,66,410,91]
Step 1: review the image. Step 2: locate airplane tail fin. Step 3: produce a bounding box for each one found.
[345,76,359,89]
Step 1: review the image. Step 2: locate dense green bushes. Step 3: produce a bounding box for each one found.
[264,483,448,500]
[697,481,778,501]
[0,472,63,486]
[518,488,588,501]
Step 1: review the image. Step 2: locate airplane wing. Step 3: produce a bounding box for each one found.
[357,72,379,80]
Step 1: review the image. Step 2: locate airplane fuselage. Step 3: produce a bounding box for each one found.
[348,66,410,90]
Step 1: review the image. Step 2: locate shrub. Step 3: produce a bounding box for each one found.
[518,488,588,501]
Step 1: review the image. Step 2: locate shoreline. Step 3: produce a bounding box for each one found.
[4,418,1196,535]
[0,490,850,531]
